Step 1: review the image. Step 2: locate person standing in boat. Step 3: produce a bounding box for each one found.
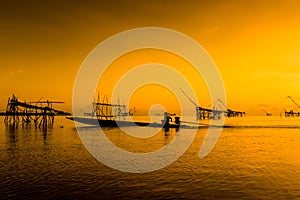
[163,112,172,128]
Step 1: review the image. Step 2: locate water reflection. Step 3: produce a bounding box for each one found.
[6,126,18,151]
[5,121,19,130]
[1,116,300,199]
[22,122,33,129]
[163,124,179,136]
[4,120,53,147]
[43,129,48,140]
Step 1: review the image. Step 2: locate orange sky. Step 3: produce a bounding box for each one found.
[1,0,300,115]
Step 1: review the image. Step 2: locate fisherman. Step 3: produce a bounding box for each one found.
[163,112,172,128]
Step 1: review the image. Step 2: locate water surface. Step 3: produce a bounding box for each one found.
[0,116,299,199]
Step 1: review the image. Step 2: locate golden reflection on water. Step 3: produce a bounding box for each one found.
[1,116,300,199]
[103,128,177,153]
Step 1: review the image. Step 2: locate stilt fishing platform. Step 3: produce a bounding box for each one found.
[180,89,245,120]
[284,96,300,117]
[0,95,71,128]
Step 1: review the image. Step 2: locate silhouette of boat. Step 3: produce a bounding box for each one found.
[69,96,181,129]
[66,116,181,128]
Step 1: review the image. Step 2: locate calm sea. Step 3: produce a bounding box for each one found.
[0,116,299,199]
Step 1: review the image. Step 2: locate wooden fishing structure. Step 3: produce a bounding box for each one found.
[1,95,70,128]
[284,96,300,117]
[84,94,135,120]
[262,110,272,116]
[180,89,245,120]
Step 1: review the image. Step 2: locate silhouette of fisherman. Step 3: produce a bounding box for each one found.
[163,112,172,128]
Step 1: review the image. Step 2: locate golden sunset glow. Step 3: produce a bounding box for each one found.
[97,49,209,115]
[1,1,300,115]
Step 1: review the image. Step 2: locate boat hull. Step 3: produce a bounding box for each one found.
[66,117,180,128]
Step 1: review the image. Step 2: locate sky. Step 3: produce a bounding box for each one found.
[1,0,300,115]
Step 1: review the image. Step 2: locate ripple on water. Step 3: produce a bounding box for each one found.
[0,116,300,199]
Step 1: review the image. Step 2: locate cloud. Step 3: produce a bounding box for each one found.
[0,69,24,81]
[253,70,300,80]
[253,71,283,77]
[252,70,300,90]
